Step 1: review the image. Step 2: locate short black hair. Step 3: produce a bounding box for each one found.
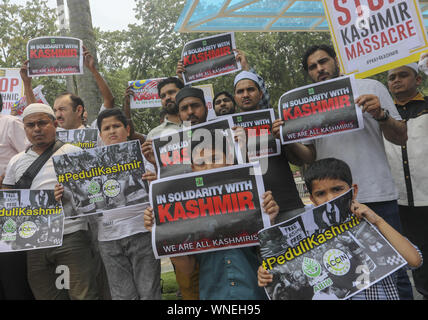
[97,108,128,131]
[304,158,353,194]
[302,44,337,72]
[0,93,3,112]
[214,91,236,106]
[157,77,184,97]
[56,92,85,120]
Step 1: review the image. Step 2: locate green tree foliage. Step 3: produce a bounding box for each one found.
[0,0,66,106]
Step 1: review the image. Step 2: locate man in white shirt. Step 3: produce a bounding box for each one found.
[3,104,99,300]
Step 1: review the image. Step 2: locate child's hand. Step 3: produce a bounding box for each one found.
[258,265,273,287]
[144,207,155,232]
[272,119,283,139]
[262,191,279,225]
[54,184,64,202]
[351,200,382,226]
[142,170,157,184]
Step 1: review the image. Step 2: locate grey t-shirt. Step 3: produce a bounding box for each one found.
[304,78,401,203]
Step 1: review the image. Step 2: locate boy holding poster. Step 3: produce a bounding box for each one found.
[144,141,280,300]
[258,158,422,300]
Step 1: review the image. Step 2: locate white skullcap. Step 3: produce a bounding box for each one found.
[234,71,260,88]
[405,63,419,74]
[22,103,56,119]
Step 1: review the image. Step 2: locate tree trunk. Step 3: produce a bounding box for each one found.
[66,0,102,123]
[56,0,76,94]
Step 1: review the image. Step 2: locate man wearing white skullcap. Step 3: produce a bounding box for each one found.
[385,60,428,300]
[2,103,100,300]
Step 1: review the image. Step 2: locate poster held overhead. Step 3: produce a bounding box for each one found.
[322,0,428,78]
[181,32,241,85]
[27,36,84,77]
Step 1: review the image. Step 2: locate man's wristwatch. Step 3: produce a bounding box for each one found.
[375,108,389,122]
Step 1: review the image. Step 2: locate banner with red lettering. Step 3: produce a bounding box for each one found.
[278,75,364,144]
[152,118,243,178]
[27,37,83,77]
[0,68,23,115]
[150,163,270,259]
[228,109,280,161]
[322,0,428,78]
[128,78,165,109]
[181,32,241,85]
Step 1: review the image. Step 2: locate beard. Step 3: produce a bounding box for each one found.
[164,101,179,115]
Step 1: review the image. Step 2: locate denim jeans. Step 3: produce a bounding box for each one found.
[27,230,100,300]
[98,232,161,300]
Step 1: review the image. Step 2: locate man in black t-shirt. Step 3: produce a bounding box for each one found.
[232,71,306,222]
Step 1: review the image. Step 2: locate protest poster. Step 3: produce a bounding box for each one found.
[181,32,241,85]
[228,109,280,161]
[0,68,23,115]
[27,36,84,77]
[322,0,428,78]
[152,117,243,179]
[0,190,64,253]
[194,84,216,121]
[52,140,149,218]
[11,85,49,116]
[150,163,270,259]
[128,78,165,109]
[258,190,407,300]
[278,75,364,145]
[57,128,98,150]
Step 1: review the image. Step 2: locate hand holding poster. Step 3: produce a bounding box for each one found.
[11,85,49,116]
[0,68,23,115]
[0,190,64,253]
[322,0,428,78]
[181,32,241,85]
[152,118,243,178]
[227,109,280,161]
[52,140,149,218]
[56,128,98,149]
[258,190,407,300]
[278,75,364,144]
[150,163,270,259]
[128,79,165,109]
[27,37,84,77]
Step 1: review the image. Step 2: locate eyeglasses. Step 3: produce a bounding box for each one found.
[24,120,52,129]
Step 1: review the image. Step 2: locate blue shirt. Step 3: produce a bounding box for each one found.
[197,247,268,300]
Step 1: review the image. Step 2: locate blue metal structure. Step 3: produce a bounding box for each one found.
[175,0,428,33]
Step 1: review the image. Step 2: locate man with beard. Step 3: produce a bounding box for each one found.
[233,71,306,223]
[142,78,184,166]
[384,61,428,300]
[146,77,184,139]
[213,91,236,116]
[272,44,411,299]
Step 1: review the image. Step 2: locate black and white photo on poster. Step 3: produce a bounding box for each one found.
[52,140,149,218]
[150,163,270,259]
[258,190,407,300]
[27,36,83,77]
[152,118,243,179]
[0,189,64,253]
[56,128,98,149]
[225,109,280,161]
[181,32,241,85]
[278,75,364,145]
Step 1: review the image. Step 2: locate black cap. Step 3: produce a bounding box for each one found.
[175,87,206,107]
